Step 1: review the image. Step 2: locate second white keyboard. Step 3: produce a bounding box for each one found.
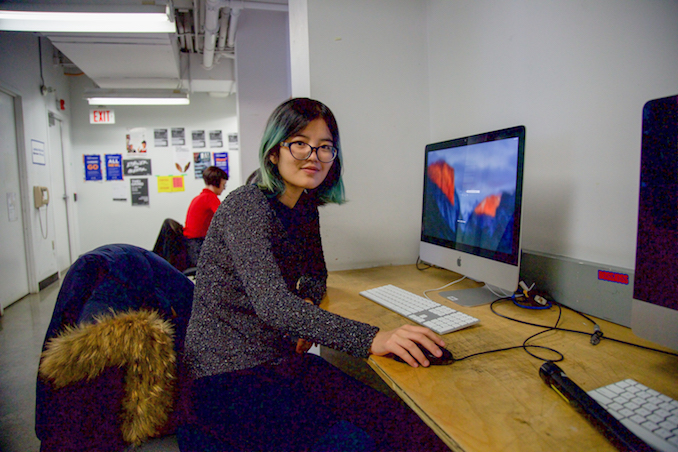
[588,379,678,452]
[359,284,479,335]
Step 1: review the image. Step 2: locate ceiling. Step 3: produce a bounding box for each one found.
[10,0,289,94]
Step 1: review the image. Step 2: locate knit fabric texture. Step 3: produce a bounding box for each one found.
[184,185,379,379]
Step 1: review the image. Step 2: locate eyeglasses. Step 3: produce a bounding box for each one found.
[280,141,338,163]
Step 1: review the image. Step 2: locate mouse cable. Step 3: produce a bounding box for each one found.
[450,298,567,363]
[454,343,565,363]
[490,297,678,358]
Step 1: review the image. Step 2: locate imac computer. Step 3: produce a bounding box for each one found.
[631,94,678,352]
[419,126,526,306]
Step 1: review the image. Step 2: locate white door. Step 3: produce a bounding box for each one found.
[0,90,30,311]
[48,114,73,273]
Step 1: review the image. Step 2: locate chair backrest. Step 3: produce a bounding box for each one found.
[36,244,195,451]
[152,218,189,272]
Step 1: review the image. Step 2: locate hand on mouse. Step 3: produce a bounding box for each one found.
[369,325,445,368]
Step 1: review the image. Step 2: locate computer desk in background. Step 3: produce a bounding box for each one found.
[320,265,678,452]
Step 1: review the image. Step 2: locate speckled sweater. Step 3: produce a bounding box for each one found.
[184,184,380,379]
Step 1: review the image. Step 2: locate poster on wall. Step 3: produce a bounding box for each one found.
[174,146,191,173]
[192,130,206,148]
[31,139,46,165]
[105,154,123,181]
[154,128,169,147]
[193,152,211,179]
[126,128,147,153]
[157,175,185,193]
[213,152,229,176]
[111,182,127,201]
[209,130,223,148]
[130,178,149,206]
[228,133,239,150]
[84,154,102,181]
[172,127,186,146]
[123,158,152,176]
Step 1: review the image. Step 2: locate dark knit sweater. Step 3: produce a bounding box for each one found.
[184,185,379,379]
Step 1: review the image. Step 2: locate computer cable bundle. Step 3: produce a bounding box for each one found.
[488,287,678,360]
[414,260,678,362]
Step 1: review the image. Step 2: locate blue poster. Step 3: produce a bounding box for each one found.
[105,154,123,181]
[213,152,229,176]
[84,154,102,181]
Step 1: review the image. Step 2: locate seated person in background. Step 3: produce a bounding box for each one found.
[183,166,228,267]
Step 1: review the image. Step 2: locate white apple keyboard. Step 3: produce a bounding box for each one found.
[359,284,479,335]
[588,379,678,452]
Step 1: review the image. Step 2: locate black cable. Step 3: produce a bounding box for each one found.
[491,296,678,358]
[415,256,433,271]
[38,36,45,91]
[452,296,566,363]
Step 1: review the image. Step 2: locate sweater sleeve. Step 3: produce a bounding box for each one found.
[221,187,378,357]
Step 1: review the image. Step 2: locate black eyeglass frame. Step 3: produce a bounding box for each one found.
[279,141,338,163]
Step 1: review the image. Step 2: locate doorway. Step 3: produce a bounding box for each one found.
[0,90,31,313]
[48,112,74,274]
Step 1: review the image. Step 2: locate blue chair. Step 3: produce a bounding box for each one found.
[36,244,194,452]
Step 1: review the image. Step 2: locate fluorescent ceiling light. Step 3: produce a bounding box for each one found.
[85,89,189,106]
[0,6,175,33]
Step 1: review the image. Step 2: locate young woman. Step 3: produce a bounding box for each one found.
[183,98,448,451]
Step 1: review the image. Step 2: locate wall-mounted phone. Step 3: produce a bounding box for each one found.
[33,186,50,208]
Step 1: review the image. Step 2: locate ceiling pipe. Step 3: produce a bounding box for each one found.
[203,0,287,69]
[225,6,240,49]
[217,7,229,50]
[193,0,200,54]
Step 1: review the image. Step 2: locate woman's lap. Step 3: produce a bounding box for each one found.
[193,353,448,451]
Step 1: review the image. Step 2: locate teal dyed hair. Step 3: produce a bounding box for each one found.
[257,98,345,205]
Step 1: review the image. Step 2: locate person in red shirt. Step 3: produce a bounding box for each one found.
[184,166,228,267]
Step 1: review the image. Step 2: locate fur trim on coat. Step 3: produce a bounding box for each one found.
[39,309,176,445]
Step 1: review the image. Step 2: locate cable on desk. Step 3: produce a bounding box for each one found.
[454,344,565,363]
[422,275,466,301]
[489,296,678,358]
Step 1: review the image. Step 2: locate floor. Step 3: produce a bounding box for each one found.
[0,278,395,452]
[0,278,60,452]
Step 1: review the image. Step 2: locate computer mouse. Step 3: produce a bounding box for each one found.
[392,344,455,366]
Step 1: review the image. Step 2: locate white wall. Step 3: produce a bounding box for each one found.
[0,32,72,288]
[304,0,678,271]
[235,8,292,180]
[426,0,678,269]
[306,0,431,271]
[68,75,240,254]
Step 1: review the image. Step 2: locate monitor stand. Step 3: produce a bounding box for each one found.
[439,285,503,307]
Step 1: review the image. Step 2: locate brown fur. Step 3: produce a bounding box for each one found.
[39,309,176,445]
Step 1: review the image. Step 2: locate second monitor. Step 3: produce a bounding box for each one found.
[420,125,526,306]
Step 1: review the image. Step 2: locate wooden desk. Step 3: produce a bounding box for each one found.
[320,265,678,452]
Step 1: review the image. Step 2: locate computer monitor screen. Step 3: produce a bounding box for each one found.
[632,94,678,351]
[420,126,526,306]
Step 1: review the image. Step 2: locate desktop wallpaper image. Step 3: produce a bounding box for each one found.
[423,139,519,256]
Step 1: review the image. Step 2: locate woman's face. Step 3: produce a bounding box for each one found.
[270,118,334,206]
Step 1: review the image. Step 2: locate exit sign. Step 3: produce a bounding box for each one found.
[89,109,115,124]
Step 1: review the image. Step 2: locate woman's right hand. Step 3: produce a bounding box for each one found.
[369,325,445,368]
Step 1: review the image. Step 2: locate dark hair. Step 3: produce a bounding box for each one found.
[257,98,345,205]
[202,166,228,187]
